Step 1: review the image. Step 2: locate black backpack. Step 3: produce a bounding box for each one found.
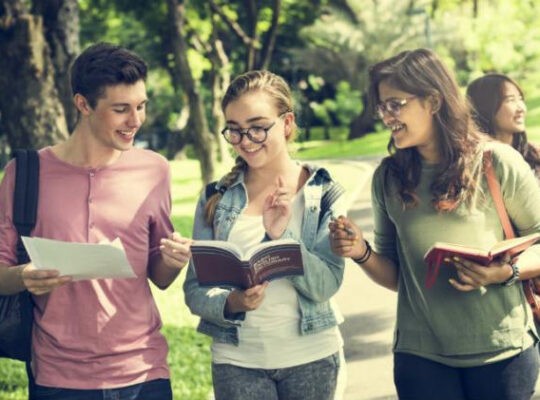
[0,149,39,362]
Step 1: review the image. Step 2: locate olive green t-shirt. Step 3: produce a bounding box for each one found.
[372,141,540,367]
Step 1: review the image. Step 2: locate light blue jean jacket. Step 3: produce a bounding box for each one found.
[183,163,346,345]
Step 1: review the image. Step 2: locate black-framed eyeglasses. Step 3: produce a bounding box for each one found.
[374,96,417,119]
[221,121,277,145]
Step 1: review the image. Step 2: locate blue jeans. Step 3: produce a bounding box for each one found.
[394,345,539,400]
[212,352,340,400]
[32,378,172,400]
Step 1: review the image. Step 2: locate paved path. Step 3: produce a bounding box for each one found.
[322,158,397,400]
[323,157,540,400]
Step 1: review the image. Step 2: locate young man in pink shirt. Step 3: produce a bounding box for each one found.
[0,43,191,399]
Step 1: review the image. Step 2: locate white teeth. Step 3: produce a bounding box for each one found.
[243,147,260,153]
[118,131,134,136]
[390,124,404,132]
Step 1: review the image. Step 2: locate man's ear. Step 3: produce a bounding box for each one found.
[73,94,92,115]
[429,93,442,114]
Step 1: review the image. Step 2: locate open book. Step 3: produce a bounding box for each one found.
[424,232,540,288]
[190,238,304,289]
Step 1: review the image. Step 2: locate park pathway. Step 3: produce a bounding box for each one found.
[323,157,397,400]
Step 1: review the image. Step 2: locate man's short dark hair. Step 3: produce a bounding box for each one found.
[70,42,147,108]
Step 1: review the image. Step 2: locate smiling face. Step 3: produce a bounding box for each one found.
[76,80,147,153]
[378,80,440,163]
[493,81,526,143]
[223,90,292,170]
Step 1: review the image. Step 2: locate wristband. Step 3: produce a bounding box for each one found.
[501,261,520,287]
[352,240,372,265]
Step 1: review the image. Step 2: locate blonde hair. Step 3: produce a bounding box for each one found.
[204,70,296,225]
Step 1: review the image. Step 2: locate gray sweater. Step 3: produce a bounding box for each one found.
[372,141,540,367]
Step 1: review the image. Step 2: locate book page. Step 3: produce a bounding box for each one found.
[192,240,243,259]
[489,233,540,256]
[21,236,136,280]
[246,238,300,259]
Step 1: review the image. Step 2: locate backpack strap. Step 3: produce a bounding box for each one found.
[13,149,40,264]
[320,181,345,216]
[318,180,345,229]
[205,181,226,199]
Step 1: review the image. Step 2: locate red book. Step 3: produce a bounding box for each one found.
[424,232,540,288]
[191,239,304,289]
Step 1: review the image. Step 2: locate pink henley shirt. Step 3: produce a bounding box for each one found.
[0,147,174,389]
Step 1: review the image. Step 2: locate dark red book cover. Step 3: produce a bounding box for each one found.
[191,239,304,289]
[423,232,540,288]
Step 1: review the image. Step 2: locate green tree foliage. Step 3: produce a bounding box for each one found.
[293,0,427,137]
[430,0,540,91]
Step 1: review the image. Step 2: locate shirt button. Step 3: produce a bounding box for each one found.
[89,172,95,177]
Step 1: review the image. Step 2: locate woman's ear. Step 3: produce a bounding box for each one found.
[283,112,295,139]
[429,93,442,114]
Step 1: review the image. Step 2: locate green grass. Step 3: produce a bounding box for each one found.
[294,130,388,160]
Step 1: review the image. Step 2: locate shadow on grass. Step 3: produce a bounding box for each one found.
[0,326,213,400]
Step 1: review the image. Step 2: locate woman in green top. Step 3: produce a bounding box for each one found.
[330,49,540,399]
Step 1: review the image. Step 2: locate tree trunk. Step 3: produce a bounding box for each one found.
[166,0,215,184]
[348,93,375,139]
[166,101,189,160]
[33,0,80,132]
[245,0,257,70]
[257,0,281,70]
[0,2,69,150]
[208,13,231,164]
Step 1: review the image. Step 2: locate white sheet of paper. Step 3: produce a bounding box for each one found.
[21,236,136,281]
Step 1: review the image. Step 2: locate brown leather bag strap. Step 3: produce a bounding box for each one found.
[483,150,540,318]
[483,150,516,239]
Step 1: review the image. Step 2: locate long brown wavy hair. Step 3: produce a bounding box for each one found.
[368,48,484,211]
[466,73,540,171]
[204,70,296,225]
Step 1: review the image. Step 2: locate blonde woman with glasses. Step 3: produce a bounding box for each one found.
[184,70,347,400]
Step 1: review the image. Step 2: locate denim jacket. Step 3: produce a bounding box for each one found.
[183,163,346,345]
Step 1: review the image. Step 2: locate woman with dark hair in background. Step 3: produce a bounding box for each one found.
[467,73,540,176]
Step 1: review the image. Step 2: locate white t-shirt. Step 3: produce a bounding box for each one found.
[212,188,343,368]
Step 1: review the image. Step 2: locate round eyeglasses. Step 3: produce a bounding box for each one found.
[374,96,417,119]
[221,121,277,145]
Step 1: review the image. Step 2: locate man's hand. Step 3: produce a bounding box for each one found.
[159,232,192,271]
[21,264,72,295]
